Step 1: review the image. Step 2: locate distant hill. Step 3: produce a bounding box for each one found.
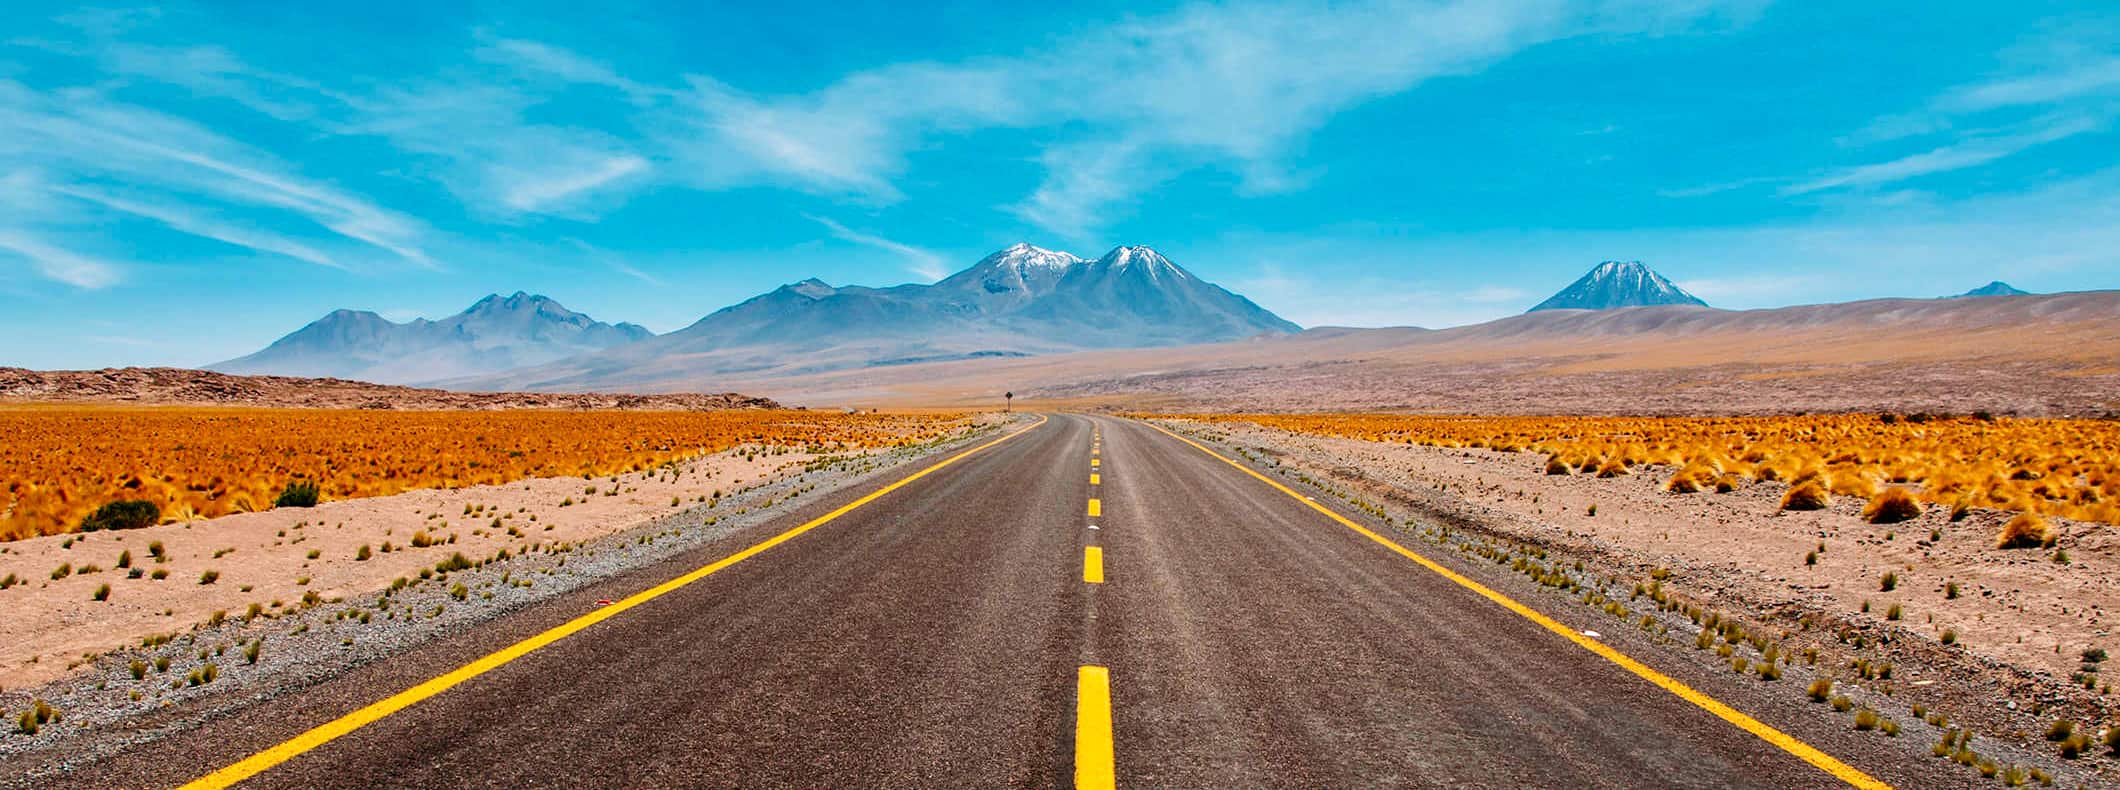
[212,292,652,385]
[1956,281,2032,298]
[0,367,775,410]
[1528,261,1709,312]
[462,244,1298,391]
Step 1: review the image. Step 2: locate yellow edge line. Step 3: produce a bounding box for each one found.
[1075,665,1116,790]
[180,415,1050,790]
[1084,546,1105,584]
[1139,420,1889,790]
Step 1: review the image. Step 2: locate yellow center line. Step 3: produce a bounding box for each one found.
[178,415,1051,790]
[1084,546,1105,584]
[1075,666,1116,790]
[1088,498,1102,518]
[1090,473,1100,485]
[1091,458,1100,468]
[1138,420,1890,790]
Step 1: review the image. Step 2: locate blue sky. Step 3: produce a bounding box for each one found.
[3,0,2117,368]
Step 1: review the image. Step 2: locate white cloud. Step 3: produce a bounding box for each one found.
[1941,56,2120,113]
[51,184,346,269]
[498,154,650,213]
[646,0,1750,235]
[0,80,436,284]
[804,214,950,280]
[0,230,121,288]
[1784,116,2103,195]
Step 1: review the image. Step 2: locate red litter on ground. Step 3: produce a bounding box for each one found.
[596,599,613,606]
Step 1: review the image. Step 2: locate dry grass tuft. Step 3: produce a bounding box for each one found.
[1862,487,1924,524]
[1780,481,1830,512]
[1995,513,2049,549]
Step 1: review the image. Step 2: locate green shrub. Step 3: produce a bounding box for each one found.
[274,480,322,508]
[80,500,159,531]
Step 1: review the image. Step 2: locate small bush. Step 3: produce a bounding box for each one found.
[1862,488,1924,524]
[79,500,159,531]
[1780,482,1830,511]
[355,544,372,561]
[1595,459,1629,478]
[1880,571,1897,592]
[244,639,263,665]
[1941,629,1958,645]
[1996,513,2049,549]
[92,583,110,601]
[1544,456,1571,475]
[1807,677,1833,702]
[1665,468,1708,494]
[1830,695,1854,712]
[51,563,71,580]
[1854,708,1879,730]
[2047,719,2075,741]
[274,480,322,508]
[150,568,168,580]
[198,569,220,585]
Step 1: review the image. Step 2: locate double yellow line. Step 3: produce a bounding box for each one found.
[1141,420,1889,790]
[180,416,1047,789]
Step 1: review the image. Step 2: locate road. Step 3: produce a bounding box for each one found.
[54,414,1959,789]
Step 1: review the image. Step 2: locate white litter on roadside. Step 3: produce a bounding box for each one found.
[1581,630,1602,639]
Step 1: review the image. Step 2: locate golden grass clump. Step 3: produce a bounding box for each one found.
[1862,487,1925,524]
[1781,481,1831,512]
[1995,513,2050,549]
[1545,455,1572,475]
[0,407,973,541]
[1157,412,2120,527]
[1665,467,1715,494]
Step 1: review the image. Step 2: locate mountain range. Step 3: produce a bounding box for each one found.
[211,247,2056,396]
[460,244,1298,391]
[211,292,651,385]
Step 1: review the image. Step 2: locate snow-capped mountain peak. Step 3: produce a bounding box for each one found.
[1095,245,1190,280]
[991,242,1085,270]
[1527,260,1708,312]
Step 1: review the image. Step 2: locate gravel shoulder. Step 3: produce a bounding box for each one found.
[1154,417,2120,788]
[0,414,1020,782]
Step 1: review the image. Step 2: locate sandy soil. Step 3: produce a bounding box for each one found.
[0,433,969,691]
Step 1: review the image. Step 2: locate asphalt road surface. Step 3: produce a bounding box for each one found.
[52,415,1965,789]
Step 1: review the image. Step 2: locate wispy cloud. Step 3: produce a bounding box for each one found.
[626,0,1753,236]
[0,79,436,284]
[1784,115,2103,194]
[805,214,950,280]
[0,230,121,288]
[51,184,346,269]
